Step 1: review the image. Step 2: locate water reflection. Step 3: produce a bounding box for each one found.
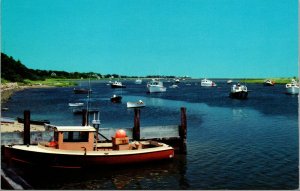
[231,108,248,121]
[16,155,189,189]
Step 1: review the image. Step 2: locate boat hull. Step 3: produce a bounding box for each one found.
[111,84,126,88]
[111,96,122,103]
[147,86,166,93]
[68,103,84,107]
[3,145,174,169]
[135,80,142,84]
[17,117,50,125]
[286,87,299,95]
[201,82,216,87]
[73,89,92,94]
[229,91,248,99]
[127,102,145,108]
[263,82,274,86]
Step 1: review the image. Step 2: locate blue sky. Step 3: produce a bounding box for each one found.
[2,0,298,78]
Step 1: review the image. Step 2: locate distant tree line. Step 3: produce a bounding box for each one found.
[1,53,105,82]
[145,75,176,79]
[1,53,183,82]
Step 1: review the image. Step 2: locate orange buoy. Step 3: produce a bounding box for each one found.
[115,129,126,138]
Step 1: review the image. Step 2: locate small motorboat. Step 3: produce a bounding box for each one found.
[227,80,233,84]
[229,83,248,99]
[147,79,166,93]
[135,79,142,84]
[73,88,92,94]
[263,79,275,86]
[169,84,179,88]
[68,102,84,107]
[286,79,299,95]
[201,78,217,87]
[111,81,126,88]
[110,95,122,103]
[2,126,174,168]
[17,117,50,125]
[127,100,146,108]
[2,107,9,111]
[1,117,15,124]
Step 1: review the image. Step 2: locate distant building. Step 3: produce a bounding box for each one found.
[51,72,57,77]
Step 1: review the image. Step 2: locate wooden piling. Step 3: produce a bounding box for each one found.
[179,107,187,154]
[133,108,140,140]
[82,109,88,126]
[23,110,30,145]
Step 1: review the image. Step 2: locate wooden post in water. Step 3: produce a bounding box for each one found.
[179,107,187,154]
[133,108,140,140]
[82,109,88,126]
[23,110,30,145]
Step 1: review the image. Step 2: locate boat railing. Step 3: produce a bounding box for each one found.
[95,125,180,142]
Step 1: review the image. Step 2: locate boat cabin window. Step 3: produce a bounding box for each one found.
[63,131,89,142]
[54,131,58,142]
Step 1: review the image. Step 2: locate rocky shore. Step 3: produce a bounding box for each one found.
[1,83,51,132]
[1,82,19,104]
[1,82,51,104]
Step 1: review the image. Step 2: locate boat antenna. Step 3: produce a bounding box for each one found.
[86,77,91,113]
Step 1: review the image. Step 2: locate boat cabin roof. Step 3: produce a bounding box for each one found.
[53,126,96,132]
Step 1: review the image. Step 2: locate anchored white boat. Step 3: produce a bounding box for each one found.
[201,79,216,87]
[127,100,146,108]
[174,79,180,83]
[169,84,179,88]
[135,79,142,84]
[286,79,299,95]
[229,83,248,99]
[147,79,166,93]
[68,103,84,107]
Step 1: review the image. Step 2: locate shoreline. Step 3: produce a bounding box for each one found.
[1,83,53,104]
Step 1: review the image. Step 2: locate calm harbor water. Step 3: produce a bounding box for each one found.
[2,79,299,189]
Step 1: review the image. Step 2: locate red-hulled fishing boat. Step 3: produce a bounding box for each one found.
[3,126,174,169]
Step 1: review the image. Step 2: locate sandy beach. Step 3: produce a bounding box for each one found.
[1,121,46,133]
[1,83,58,133]
[1,83,51,133]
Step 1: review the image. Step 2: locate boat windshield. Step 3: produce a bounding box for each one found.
[63,131,89,142]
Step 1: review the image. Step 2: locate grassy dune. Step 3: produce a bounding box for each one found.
[243,77,298,84]
[1,78,77,103]
[22,78,77,87]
